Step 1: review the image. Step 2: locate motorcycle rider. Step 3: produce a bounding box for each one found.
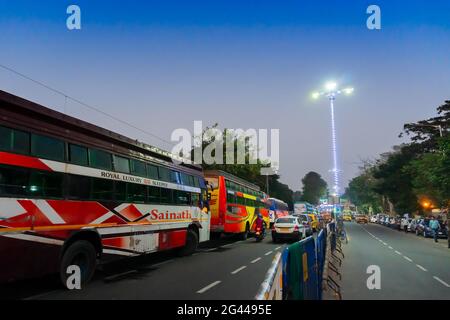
[255,213,265,237]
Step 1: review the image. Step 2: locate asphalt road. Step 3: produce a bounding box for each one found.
[341,222,450,300]
[2,234,287,300]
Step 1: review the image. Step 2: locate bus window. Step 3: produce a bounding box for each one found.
[13,129,30,155]
[114,181,127,202]
[69,144,88,166]
[160,188,173,204]
[0,126,12,151]
[227,193,236,204]
[89,149,112,171]
[174,190,190,205]
[91,178,114,201]
[113,155,130,174]
[0,165,29,197]
[147,164,159,180]
[130,159,147,177]
[158,167,171,182]
[127,183,146,203]
[31,134,65,162]
[148,186,160,203]
[67,174,91,200]
[29,171,64,199]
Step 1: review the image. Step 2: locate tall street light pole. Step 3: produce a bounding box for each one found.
[312,82,354,202]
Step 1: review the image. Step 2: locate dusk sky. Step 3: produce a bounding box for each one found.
[0,1,449,192]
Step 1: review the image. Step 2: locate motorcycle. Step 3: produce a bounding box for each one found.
[255,225,265,242]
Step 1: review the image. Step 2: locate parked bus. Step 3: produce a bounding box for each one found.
[0,90,210,287]
[204,170,269,239]
[267,197,289,226]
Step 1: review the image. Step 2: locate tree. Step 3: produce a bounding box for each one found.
[300,172,327,205]
[372,145,419,214]
[192,124,294,206]
[405,136,450,209]
[345,165,382,214]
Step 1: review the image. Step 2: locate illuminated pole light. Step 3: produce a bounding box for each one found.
[311,82,354,197]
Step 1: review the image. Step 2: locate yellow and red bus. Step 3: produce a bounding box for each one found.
[204,170,270,239]
[0,90,210,287]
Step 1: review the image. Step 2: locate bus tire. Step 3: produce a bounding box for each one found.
[240,223,250,240]
[178,229,199,256]
[59,240,97,289]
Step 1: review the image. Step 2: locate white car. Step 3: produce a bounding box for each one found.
[400,218,412,232]
[272,216,308,243]
[370,216,377,223]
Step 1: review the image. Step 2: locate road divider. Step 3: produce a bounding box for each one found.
[256,222,338,300]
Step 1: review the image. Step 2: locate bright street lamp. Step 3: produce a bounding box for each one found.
[311,81,354,197]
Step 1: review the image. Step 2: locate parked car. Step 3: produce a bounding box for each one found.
[400,218,412,232]
[383,216,391,226]
[390,217,401,230]
[415,219,432,237]
[355,214,369,224]
[409,219,421,233]
[272,216,308,243]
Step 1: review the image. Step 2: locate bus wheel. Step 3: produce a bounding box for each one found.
[178,229,199,256]
[60,240,97,289]
[240,224,250,240]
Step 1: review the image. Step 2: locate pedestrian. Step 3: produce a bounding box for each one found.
[429,216,440,243]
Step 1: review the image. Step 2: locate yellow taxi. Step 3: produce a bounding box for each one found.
[343,214,353,222]
[307,214,319,231]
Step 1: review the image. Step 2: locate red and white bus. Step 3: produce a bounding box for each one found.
[0,90,210,287]
[204,170,270,239]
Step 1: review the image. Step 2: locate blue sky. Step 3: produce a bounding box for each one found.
[0,1,449,192]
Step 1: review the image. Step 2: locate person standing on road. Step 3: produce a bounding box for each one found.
[429,216,440,243]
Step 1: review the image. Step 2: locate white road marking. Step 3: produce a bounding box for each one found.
[388,246,393,250]
[433,276,450,288]
[265,251,273,256]
[416,264,427,272]
[231,266,247,274]
[395,250,402,255]
[197,281,221,294]
[104,270,138,281]
[382,242,387,246]
[251,257,262,264]
[403,256,413,262]
[275,246,282,250]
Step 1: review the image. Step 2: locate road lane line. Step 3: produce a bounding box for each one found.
[265,251,273,256]
[104,270,138,281]
[433,276,450,288]
[231,266,247,275]
[394,250,402,255]
[251,257,262,264]
[416,264,427,272]
[275,246,281,250]
[403,256,413,262]
[388,246,393,250]
[197,281,221,293]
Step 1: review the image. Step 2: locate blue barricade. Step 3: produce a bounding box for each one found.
[283,236,319,300]
[316,229,327,300]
